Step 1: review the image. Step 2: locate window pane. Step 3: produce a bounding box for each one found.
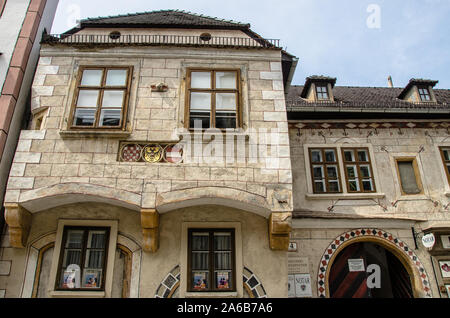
[190,92,211,110]
[85,250,104,268]
[314,181,325,193]
[190,117,210,129]
[362,180,374,191]
[66,230,84,248]
[81,70,103,86]
[216,72,237,89]
[83,269,102,288]
[360,165,371,178]
[311,150,322,163]
[74,108,96,126]
[328,181,340,192]
[214,233,231,250]
[347,166,357,178]
[443,149,450,161]
[88,231,106,248]
[358,150,368,162]
[99,109,121,127]
[327,165,338,179]
[106,69,127,86]
[215,116,236,129]
[349,180,359,192]
[102,90,124,108]
[191,72,211,89]
[215,252,232,270]
[77,90,99,107]
[216,93,236,110]
[324,150,336,162]
[344,150,355,162]
[398,161,421,194]
[63,250,82,267]
[313,166,324,179]
[192,233,209,250]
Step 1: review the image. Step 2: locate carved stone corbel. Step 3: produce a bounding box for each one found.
[269,212,292,251]
[141,208,159,253]
[4,203,32,248]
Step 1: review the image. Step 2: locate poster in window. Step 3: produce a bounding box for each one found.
[84,270,101,288]
[294,274,313,298]
[193,272,208,290]
[439,261,450,278]
[62,264,81,289]
[216,272,230,289]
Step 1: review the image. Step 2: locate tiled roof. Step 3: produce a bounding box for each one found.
[78,9,250,29]
[287,85,450,111]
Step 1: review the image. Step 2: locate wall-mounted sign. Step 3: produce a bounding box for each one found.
[288,274,312,298]
[439,261,450,278]
[441,235,450,249]
[288,242,298,252]
[422,233,436,249]
[348,259,365,272]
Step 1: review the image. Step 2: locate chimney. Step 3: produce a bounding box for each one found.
[387,76,394,88]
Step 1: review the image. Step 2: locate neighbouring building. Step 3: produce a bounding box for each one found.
[0,0,59,292]
[1,8,449,299]
[287,77,450,298]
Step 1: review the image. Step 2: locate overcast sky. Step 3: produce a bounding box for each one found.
[50,0,450,88]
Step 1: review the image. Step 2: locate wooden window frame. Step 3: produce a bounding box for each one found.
[439,147,450,185]
[395,157,424,196]
[185,68,242,130]
[69,66,133,130]
[315,84,329,101]
[309,148,343,194]
[55,226,110,292]
[341,147,377,193]
[187,228,236,293]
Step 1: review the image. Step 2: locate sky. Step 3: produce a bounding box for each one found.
[50,0,450,89]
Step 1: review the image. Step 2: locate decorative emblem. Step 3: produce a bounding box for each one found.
[121,144,142,162]
[143,145,163,163]
[164,144,183,164]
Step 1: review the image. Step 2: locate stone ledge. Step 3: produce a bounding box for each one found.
[59,130,132,139]
[305,193,386,200]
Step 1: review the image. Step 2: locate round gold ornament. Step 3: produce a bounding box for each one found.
[143,145,163,163]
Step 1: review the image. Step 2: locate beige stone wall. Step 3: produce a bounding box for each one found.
[6,45,292,214]
[290,127,450,220]
[0,203,286,298]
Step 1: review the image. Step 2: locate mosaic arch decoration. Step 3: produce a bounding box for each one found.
[155,266,267,298]
[317,228,433,298]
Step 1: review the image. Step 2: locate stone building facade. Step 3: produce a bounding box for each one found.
[0,10,297,298]
[1,9,450,299]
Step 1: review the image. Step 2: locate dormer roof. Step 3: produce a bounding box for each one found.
[398,78,439,99]
[300,75,337,98]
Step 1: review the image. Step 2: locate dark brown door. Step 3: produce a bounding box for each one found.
[329,242,413,298]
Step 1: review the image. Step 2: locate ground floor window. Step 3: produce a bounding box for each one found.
[56,227,110,291]
[188,229,236,292]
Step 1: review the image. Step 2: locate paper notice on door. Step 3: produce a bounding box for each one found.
[348,259,365,272]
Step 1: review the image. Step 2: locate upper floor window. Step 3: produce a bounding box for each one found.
[396,158,423,195]
[186,69,240,130]
[309,148,342,193]
[188,229,236,292]
[70,66,133,129]
[56,227,110,291]
[342,148,376,193]
[418,86,431,102]
[315,84,329,100]
[440,147,450,185]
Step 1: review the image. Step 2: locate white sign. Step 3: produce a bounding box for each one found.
[422,233,436,249]
[294,274,312,298]
[441,235,450,249]
[348,259,365,272]
[288,242,298,252]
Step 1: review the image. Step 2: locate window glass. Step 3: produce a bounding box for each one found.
[81,70,103,86]
[102,90,125,108]
[397,161,421,194]
[99,109,121,127]
[191,72,211,89]
[216,72,236,89]
[77,90,99,107]
[74,109,96,126]
[106,69,128,86]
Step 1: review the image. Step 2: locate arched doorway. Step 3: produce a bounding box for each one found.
[329,242,413,298]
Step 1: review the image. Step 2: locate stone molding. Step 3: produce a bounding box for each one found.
[141,209,159,253]
[4,203,32,248]
[269,212,292,251]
